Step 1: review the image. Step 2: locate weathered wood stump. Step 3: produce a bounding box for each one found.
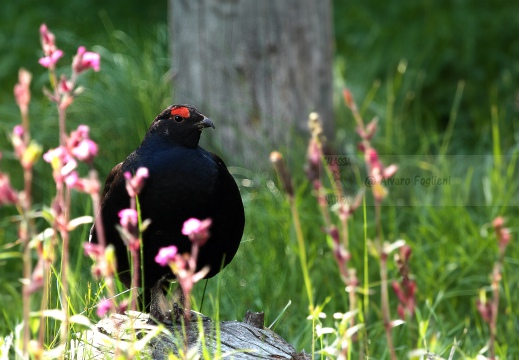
[72,311,309,359]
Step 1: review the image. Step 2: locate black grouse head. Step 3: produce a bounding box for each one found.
[148,104,215,148]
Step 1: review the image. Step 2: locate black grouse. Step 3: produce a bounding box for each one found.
[90,104,245,319]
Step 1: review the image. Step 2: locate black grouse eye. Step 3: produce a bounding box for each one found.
[173,115,183,123]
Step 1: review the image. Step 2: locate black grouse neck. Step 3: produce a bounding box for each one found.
[141,126,202,150]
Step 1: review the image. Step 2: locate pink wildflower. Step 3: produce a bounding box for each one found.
[39,49,63,68]
[67,125,89,148]
[59,74,73,94]
[366,148,398,181]
[43,146,79,185]
[182,218,212,246]
[96,298,112,317]
[43,146,72,166]
[39,24,64,68]
[64,170,79,187]
[72,138,98,163]
[72,46,101,73]
[118,209,138,231]
[69,176,100,195]
[155,246,179,267]
[68,125,98,163]
[365,148,398,202]
[124,167,149,197]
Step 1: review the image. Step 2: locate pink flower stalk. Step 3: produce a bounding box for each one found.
[155,246,179,267]
[0,172,18,205]
[124,167,149,197]
[72,46,101,74]
[14,69,32,115]
[156,223,211,320]
[392,245,416,319]
[96,298,112,317]
[182,217,212,246]
[392,280,417,319]
[395,285,415,320]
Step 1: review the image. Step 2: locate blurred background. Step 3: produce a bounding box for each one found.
[1,0,518,164]
[0,0,518,355]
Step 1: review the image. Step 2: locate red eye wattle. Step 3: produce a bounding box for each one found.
[170,106,190,118]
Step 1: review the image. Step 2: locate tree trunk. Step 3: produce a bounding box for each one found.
[169,0,334,167]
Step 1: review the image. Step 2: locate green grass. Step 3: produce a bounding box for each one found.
[1,2,519,359]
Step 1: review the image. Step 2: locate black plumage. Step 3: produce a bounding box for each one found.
[90,104,244,313]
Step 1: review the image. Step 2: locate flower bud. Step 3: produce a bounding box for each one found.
[0,173,18,205]
[14,68,32,115]
[270,151,294,197]
[21,141,42,170]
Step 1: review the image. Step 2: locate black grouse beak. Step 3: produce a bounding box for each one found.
[197,117,215,130]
